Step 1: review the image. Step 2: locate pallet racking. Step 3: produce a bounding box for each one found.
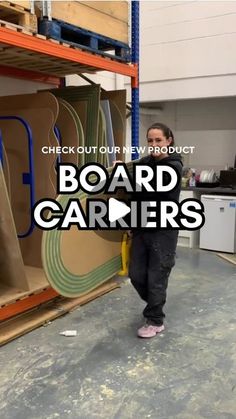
[0,1,139,322]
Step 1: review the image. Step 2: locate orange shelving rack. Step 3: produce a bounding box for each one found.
[0,15,139,322]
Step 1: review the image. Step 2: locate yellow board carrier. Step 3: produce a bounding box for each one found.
[118,232,132,276]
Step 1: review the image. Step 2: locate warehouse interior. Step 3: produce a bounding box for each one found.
[0,1,235,418]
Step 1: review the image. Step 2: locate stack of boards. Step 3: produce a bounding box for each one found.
[12,1,129,44]
[46,1,129,44]
[0,85,127,303]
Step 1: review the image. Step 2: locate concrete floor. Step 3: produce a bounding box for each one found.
[0,247,236,419]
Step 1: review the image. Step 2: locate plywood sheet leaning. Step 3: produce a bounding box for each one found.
[101,100,115,167]
[101,89,127,125]
[0,119,32,237]
[42,160,136,298]
[98,106,108,166]
[101,90,127,161]
[58,98,85,166]
[0,266,50,307]
[56,98,80,166]
[109,101,125,161]
[0,92,59,267]
[97,108,103,164]
[50,85,100,164]
[1,142,11,200]
[101,106,108,167]
[42,190,123,298]
[0,163,29,292]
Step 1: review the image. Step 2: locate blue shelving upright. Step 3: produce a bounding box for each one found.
[131,0,139,160]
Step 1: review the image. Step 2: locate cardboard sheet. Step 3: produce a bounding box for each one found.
[56,98,80,165]
[101,100,115,167]
[58,98,85,166]
[98,107,108,166]
[109,101,125,161]
[0,92,59,267]
[42,190,123,298]
[2,142,11,200]
[101,89,127,124]
[0,119,32,235]
[0,163,29,291]
[101,90,126,161]
[50,86,100,163]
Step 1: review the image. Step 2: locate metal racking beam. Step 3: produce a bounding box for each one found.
[0,64,60,85]
[0,27,138,83]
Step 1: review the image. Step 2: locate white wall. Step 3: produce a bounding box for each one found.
[66,72,124,90]
[139,1,236,101]
[0,77,54,96]
[140,97,236,173]
[0,71,125,96]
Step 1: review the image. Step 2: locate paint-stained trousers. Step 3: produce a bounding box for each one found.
[128,230,178,326]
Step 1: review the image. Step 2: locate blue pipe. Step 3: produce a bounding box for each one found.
[0,116,35,238]
[54,125,62,164]
[54,125,62,146]
[0,130,2,166]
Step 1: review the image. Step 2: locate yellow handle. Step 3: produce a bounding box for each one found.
[118,232,132,276]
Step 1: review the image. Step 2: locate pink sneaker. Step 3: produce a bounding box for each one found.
[137,324,165,338]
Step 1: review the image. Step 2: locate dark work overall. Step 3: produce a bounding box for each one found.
[128,153,182,326]
[129,229,178,326]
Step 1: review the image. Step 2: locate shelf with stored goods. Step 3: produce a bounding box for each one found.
[0,26,138,85]
[0,1,139,323]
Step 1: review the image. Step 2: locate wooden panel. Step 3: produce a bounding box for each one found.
[50,85,100,164]
[0,92,59,267]
[56,98,80,165]
[0,163,29,291]
[8,1,31,10]
[81,1,128,23]
[0,2,37,32]
[0,266,49,307]
[50,1,128,44]
[109,101,125,161]
[42,191,122,297]
[101,89,127,161]
[2,142,11,198]
[101,89,127,123]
